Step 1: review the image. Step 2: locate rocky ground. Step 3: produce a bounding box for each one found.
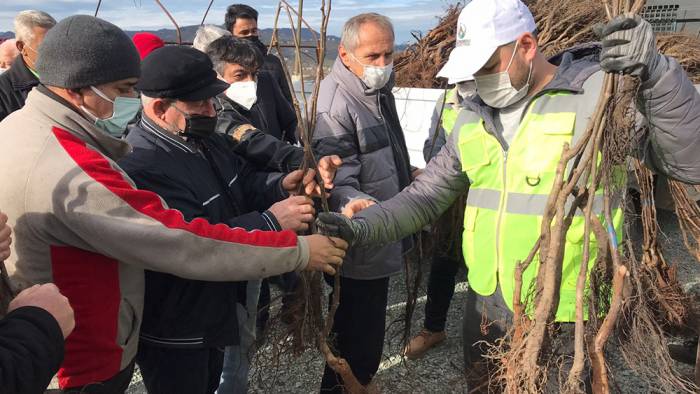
[123,209,700,393]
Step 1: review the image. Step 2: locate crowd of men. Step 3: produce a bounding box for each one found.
[0,0,699,393]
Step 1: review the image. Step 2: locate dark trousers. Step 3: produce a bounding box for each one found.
[320,275,390,393]
[462,287,590,393]
[424,252,461,332]
[136,343,224,394]
[60,360,135,394]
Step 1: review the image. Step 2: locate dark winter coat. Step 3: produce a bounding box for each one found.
[118,116,287,348]
[251,38,294,106]
[0,306,64,394]
[0,56,39,122]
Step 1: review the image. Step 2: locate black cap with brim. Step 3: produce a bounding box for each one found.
[136,45,229,101]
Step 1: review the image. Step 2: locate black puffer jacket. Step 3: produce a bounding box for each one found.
[0,56,39,122]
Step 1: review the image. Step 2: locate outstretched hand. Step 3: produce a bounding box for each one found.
[317,155,342,190]
[316,212,361,246]
[341,199,375,218]
[9,283,75,339]
[268,196,315,232]
[282,169,322,197]
[302,234,348,275]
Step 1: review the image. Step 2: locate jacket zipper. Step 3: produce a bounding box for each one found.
[491,95,540,284]
[377,93,409,178]
[495,148,508,278]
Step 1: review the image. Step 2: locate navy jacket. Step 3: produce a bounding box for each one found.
[118,116,287,348]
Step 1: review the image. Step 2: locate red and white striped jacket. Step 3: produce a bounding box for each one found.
[0,87,309,389]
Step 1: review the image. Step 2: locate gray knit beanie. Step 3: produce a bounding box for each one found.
[36,15,140,89]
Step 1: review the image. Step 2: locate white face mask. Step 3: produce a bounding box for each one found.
[0,68,6,74]
[474,41,533,109]
[350,53,393,90]
[225,80,258,110]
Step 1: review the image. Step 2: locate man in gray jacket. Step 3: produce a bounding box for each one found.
[312,13,414,392]
[318,0,700,388]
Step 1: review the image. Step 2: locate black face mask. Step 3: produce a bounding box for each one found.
[181,115,218,139]
[242,35,267,53]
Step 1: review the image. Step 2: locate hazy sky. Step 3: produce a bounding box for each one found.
[1,0,452,44]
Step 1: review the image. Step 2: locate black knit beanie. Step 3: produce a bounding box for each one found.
[36,15,140,89]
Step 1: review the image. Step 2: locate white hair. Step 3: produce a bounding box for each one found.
[192,25,231,52]
[141,95,155,106]
[340,13,394,52]
[141,95,173,107]
[14,10,56,43]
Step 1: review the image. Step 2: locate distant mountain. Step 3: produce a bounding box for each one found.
[0,25,337,49]
[0,27,403,60]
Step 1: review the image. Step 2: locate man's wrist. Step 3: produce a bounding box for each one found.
[640,53,666,90]
[262,210,282,231]
[278,177,290,198]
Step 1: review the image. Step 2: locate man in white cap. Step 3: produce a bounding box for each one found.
[317,0,700,387]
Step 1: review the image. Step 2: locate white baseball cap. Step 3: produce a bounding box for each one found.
[437,0,536,83]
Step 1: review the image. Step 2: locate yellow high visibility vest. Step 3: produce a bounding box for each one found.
[441,88,461,137]
[452,71,623,322]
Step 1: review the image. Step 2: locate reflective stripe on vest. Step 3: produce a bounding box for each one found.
[442,88,460,137]
[455,70,624,322]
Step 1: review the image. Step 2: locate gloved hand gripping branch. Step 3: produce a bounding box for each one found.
[594,14,664,84]
[315,212,369,247]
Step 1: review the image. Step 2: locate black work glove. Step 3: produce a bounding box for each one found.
[593,14,661,83]
[315,212,368,247]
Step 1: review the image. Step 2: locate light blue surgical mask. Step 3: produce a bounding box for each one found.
[81,86,141,137]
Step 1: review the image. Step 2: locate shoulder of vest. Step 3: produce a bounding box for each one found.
[580,70,605,99]
[448,107,483,137]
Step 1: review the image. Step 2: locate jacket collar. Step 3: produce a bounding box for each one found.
[139,115,197,154]
[5,55,39,91]
[29,85,132,160]
[329,56,395,101]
